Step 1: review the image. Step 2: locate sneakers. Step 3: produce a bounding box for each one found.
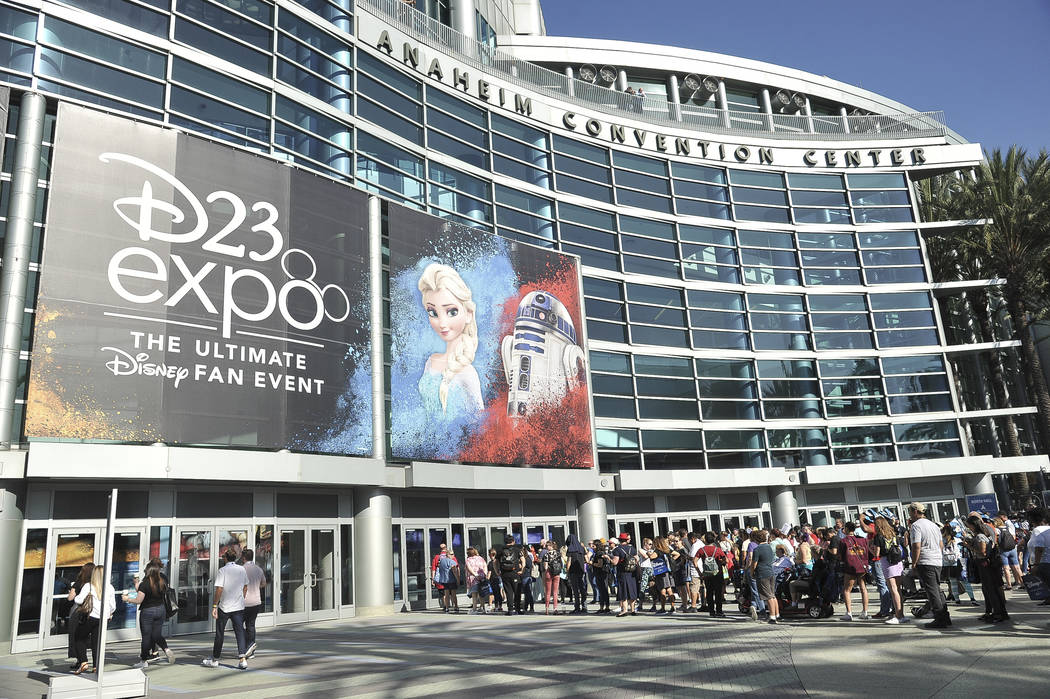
[899,616,911,623]
[238,658,248,670]
[858,612,870,620]
[201,658,219,668]
[924,619,951,629]
[245,642,256,659]
[884,616,901,625]
[840,613,853,621]
[749,606,758,621]
[767,617,779,625]
[164,648,175,664]
[133,661,150,670]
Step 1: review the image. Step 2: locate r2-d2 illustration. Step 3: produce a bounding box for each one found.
[501,291,585,417]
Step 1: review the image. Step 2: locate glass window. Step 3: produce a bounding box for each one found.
[43,17,166,78]
[688,290,743,310]
[692,329,749,350]
[635,354,693,377]
[620,215,674,240]
[592,374,633,395]
[594,396,635,418]
[583,276,623,300]
[787,172,844,189]
[172,57,268,112]
[675,180,729,201]
[596,428,639,449]
[792,190,849,207]
[613,150,667,177]
[748,294,804,312]
[819,358,878,377]
[729,170,784,188]
[561,222,616,250]
[631,325,689,348]
[734,187,789,206]
[847,172,907,189]
[680,225,733,246]
[638,399,698,420]
[738,230,794,249]
[704,430,763,450]
[636,377,695,399]
[628,304,686,326]
[55,0,167,36]
[894,421,958,443]
[589,350,630,374]
[851,190,910,207]
[626,283,683,307]
[39,48,165,108]
[858,231,919,248]
[671,162,725,183]
[642,430,701,450]
[553,134,608,163]
[869,292,931,310]
[696,359,754,379]
[357,132,422,177]
[735,205,790,223]
[554,153,611,184]
[621,235,676,259]
[491,113,546,145]
[881,354,944,375]
[174,10,270,75]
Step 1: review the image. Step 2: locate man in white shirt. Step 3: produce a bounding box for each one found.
[1027,508,1050,606]
[202,549,249,669]
[907,502,950,629]
[241,548,267,659]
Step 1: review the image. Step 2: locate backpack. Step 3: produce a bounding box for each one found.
[620,546,638,573]
[999,527,1016,551]
[701,548,720,577]
[500,546,519,573]
[883,537,903,565]
[546,552,563,576]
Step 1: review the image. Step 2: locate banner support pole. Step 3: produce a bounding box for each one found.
[368,196,386,461]
[95,488,118,698]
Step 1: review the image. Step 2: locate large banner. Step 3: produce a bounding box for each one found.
[389,208,594,468]
[26,104,372,454]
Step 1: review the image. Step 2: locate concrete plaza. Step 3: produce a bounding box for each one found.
[1,588,1046,698]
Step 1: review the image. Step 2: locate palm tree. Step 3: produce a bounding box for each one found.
[918,150,1050,498]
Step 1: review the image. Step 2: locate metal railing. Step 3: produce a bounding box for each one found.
[360,0,948,141]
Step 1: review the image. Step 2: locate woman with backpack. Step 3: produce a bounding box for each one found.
[69,565,116,674]
[698,532,727,617]
[122,557,175,667]
[872,517,907,624]
[590,540,611,613]
[540,540,563,615]
[965,515,1008,622]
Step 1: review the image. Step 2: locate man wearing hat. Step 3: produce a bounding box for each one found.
[611,532,639,616]
[908,502,951,628]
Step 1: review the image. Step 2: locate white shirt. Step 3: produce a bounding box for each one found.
[73,582,117,620]
[1029,526,1050,560]
[909,517,943,566]
[215,562,249,612]
[242,561,266,607]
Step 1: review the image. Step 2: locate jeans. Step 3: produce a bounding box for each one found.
[138,605,168,661]
[213,608,247,659]
[871,557,891,615]
[977,561,1007,617]
[569,572,587,610]
[500,574,522,612]
[243,604,261,649]
[593,572,610,609]
[522,576,535,610]
[916,564,949,621]
[746,570,766,613]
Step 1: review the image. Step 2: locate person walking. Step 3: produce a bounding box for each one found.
[70,565,116,674]
[122,557,175,667]
[202,549,249,669]
[908,502,950,629]
[241,549,265,658]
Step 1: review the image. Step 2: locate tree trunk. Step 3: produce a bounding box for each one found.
[968,290,1023,457]
[1008,295,1050,494]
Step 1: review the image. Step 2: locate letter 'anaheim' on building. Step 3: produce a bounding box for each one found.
[0,0,1042,653]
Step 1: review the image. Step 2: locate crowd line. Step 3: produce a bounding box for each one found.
[431,503,1050,628]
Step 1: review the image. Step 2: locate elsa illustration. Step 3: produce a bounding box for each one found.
[417,263,484,416]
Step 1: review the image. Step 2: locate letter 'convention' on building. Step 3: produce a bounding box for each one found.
[0,0,1043,651]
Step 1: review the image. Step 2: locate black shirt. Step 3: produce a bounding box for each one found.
[137,573,167,609]
[612,544,637,572]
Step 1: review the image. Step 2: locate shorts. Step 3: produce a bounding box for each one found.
[443,580,458,591]
[688,577,702,597]
[654,572,673,591]
[844,571,867,581]
[757,576,775,601]
[1000,548,1019,567]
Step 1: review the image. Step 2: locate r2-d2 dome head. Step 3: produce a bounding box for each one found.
[500,291,585,417]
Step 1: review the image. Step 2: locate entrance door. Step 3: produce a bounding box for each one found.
[401,525,451,610]
[276,526,339,624]
[42,527,148,650]
[614,519,657,544]
[172,526,250,634]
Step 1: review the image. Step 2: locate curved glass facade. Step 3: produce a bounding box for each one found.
[0,0,1044,649]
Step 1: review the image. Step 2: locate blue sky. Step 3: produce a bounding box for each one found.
[537,0,1049,156]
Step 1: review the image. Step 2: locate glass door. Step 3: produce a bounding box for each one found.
[276,526,339,624]
[108,530,147,641]
[43,529,97,650]
[427,527,449,609]
[174,529,213,634]
[404,527,426,610]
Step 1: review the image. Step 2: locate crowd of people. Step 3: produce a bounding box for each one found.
[429,503,1050,629]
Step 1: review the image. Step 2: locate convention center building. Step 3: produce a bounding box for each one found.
[0,0,1045,653]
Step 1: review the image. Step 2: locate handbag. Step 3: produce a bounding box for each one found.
[1022,573,1050,601]
[651,555,669,577]
[163,586,180,619]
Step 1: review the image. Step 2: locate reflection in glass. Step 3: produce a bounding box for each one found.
[177,531,211,623]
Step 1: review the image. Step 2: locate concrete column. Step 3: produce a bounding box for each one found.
[577,492,608,543]
[803,96,816,133]
[839,106,851,134]
[451,0,477,42]
[0,92,45,449]
[771,485,798,530]
[353,487,393,616]
[717,80,730,129]
[962,472,995,497]
[563,66,575,98]
[760,88,773,131]
[616,69,628,93]
[0,482,25,654]
[667,74,682,122]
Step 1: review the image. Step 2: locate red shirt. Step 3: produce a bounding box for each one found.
[841,535,870,575]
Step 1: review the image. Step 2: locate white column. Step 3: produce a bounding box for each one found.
[577,492,608,543]
[353,487,394,616]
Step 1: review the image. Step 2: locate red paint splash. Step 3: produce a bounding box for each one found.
[459,260,593,469]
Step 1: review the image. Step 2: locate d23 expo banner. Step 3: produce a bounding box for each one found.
[389,206,594,468]
[25,104,372,454]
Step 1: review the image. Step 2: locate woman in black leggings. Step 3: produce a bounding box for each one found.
[565,534,589,613]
